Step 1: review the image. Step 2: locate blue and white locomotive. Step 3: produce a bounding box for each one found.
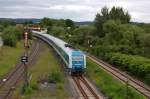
[32,31,86,74]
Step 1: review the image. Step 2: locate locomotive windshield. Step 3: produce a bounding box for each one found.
[72,51,84,70]
[72,56,83,61]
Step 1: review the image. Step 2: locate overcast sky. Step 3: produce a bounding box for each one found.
[0,0,150,22]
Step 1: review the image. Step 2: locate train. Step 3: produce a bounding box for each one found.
[32,31,86,74]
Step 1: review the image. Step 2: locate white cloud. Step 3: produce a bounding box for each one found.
[49,5,93,12]
[0,0,150,22]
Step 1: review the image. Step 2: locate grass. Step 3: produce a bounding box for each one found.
[13,43,70,99]
[86,58,146,99]
[0,42,23,78]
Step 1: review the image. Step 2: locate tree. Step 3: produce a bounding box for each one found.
[0,25,4,32]
[48,26,65,37]
[40,17,52,28]
[40,17,53,33]
[52,19,65,27]
[0,20,13,27]
[2,26,23,47]
[94,6,109,37]
[109,7,130,23]
[101,6,109,17]
[142,34,150,48]
[94,14,104,37]
[140,34,150,57]
[3,26,23,40]
[70,26,96,50]
[2,34,17,47]
[65,19,75,29]
[94,6,131,37]
[103,20,123,43]
[24,21,33,25]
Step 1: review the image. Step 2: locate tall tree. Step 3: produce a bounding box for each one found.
[94,6,131,37]
[94,6,109,37]
[40,17,52,28]
[65,19,75,28]
[109,7,130,23]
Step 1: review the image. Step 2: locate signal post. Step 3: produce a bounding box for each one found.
[21,31,29,88]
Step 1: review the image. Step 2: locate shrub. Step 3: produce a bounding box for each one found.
[2,26,23,47]
[48,26,65,37]
[103,53,150,85]
[23,86,33,95]
[56,83,63,90]
[48,71,63,83]
[2,34,17,47]
[30,83,38,90]
[21,83,38,95]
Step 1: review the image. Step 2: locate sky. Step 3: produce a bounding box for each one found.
[0,0,150,23]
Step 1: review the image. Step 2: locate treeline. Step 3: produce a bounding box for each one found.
[40,18,75,39]
[40,6,150,85]
[0,20,23,47]
[43,7,150,58]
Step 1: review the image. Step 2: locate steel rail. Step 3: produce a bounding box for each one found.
[73,76,89,99]
[0,40,38,88]
[88,55,150,98]
[0,39,40,99]
[79,76,99,99]
[73,76,100,99]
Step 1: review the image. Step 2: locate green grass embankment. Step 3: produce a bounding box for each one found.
[86,58,146,99]
[0,42,23,78]
[15,43,70,99]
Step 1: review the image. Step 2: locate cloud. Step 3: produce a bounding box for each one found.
[0,0,150,22]
[49,5,93,12]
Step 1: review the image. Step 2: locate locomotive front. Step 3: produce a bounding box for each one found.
[71,51,86,73]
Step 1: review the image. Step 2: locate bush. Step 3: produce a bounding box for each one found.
[23,86,33,95]
[30,83,38,90]
[103,53,150,85]
[48,26,65,37]
[0,25,4,32]
[56,83,63,90]
[2,34,17,47]
[21,83,38,95]
[2,26,23,47]
[48,71,63,83]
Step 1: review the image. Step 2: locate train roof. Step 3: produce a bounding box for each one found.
[32,31,80,55]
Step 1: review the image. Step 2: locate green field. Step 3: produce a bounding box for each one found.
[0,42,23,78]
[86,58,146,99]
[13,43,70,99]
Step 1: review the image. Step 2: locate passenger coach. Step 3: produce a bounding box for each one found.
[32,31,86,74]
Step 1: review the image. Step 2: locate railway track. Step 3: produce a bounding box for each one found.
[0,39,37,87]
[35,34,150,98]
[34,35,105,99]
[88,55,150,99]
[0,39,41,99]
[72,75,101,99]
